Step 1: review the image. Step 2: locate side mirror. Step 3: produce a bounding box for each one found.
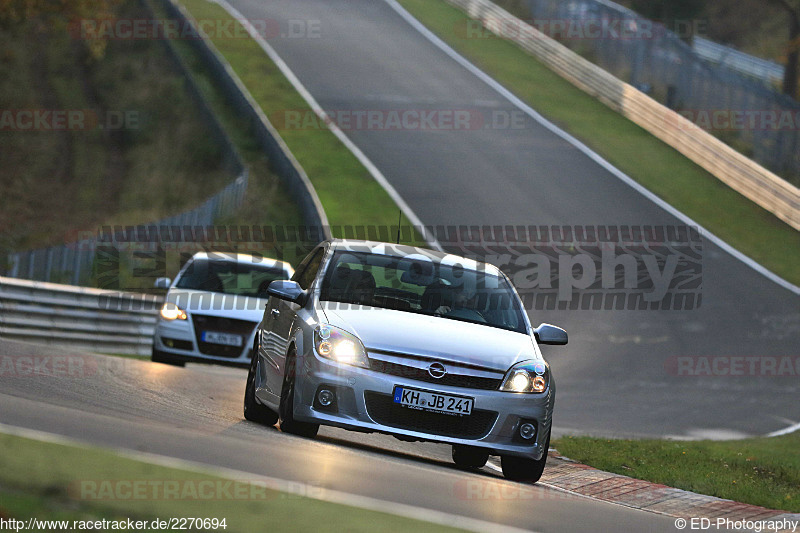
[267,280,307,306]
[154,277,172,289]
[534,323,568,345]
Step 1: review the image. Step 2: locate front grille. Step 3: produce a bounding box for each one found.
[369,359,502,391]
[364,392,497,439]
[191,314,256,358]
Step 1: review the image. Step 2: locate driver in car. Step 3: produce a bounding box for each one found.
[436,285,485,322]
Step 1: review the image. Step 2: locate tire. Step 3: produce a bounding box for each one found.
[278,349,319,438]
[452,445,490,469]
[151,348,186,367]
[244,342,279,425]
[501,432,550,483]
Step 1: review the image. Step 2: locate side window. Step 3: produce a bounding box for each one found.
[292,247,325,290]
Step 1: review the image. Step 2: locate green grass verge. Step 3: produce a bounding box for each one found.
[0,432,463,532]
[178,0,422,244]
[552,432,800,512]
[397,0,800,286]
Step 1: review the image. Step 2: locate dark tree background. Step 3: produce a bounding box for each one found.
[0,0,119,57]
[765,0,799,98]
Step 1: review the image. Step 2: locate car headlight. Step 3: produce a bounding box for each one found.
[500,360,549,393]
[160,302,187,321]
[314,325,369,368]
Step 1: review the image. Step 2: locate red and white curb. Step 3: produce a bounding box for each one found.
[534,452,799,531]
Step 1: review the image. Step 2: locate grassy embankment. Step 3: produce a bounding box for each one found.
[0,0,306,285]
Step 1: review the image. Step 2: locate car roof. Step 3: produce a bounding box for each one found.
[326,239,502,276]
[189,251,294,273]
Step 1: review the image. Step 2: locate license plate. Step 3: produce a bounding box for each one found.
[201,331,243,347]
[393,386,473,416]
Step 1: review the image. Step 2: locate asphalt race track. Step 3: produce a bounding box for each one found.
[224,0,800,438]
[1,1,797,531]
[0,341,683,532]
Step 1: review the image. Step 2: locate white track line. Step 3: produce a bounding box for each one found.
[0,423,534,533]
[212,0,443,251]
[383,0,800,295]
[767,421,800,437]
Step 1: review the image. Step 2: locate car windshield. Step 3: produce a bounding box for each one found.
[175,258,288,297]
[320,251,527,333]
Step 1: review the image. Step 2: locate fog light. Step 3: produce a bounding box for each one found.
[519,422,536,440]
[318,389,334,407]
[318,341,332,356]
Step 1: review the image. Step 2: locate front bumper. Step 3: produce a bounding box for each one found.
[152,317,254,366]
[292,352,555,460]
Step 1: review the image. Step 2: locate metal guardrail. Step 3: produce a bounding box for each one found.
[506,0,800,184]
[693,37,784,86]
[0,276,162,356]
[446,0,800,231]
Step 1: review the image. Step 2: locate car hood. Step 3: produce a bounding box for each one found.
[321,304,537,372]
[166,289,267,321]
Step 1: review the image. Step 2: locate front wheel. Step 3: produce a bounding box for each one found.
[278,350,319,438]
[244,343,279,425]
[151,348,185,367]
[452,445,489,469]
[501,432,550,483]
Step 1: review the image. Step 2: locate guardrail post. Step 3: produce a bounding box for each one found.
[9,253,19,278]
[26,250,34,280]
[72,242,82,286]
[45,248,54,282]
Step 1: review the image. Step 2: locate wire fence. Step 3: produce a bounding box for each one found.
[519,0,800,185]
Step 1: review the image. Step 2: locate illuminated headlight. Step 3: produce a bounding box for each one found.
[159,302,187,321]
[500,361,549,393]
[314,325,369,368]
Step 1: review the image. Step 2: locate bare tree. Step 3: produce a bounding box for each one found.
[767,0,800,98]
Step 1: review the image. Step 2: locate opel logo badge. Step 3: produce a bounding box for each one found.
[428,362,447,379]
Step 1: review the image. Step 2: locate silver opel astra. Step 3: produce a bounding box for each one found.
[245,239,567,482]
